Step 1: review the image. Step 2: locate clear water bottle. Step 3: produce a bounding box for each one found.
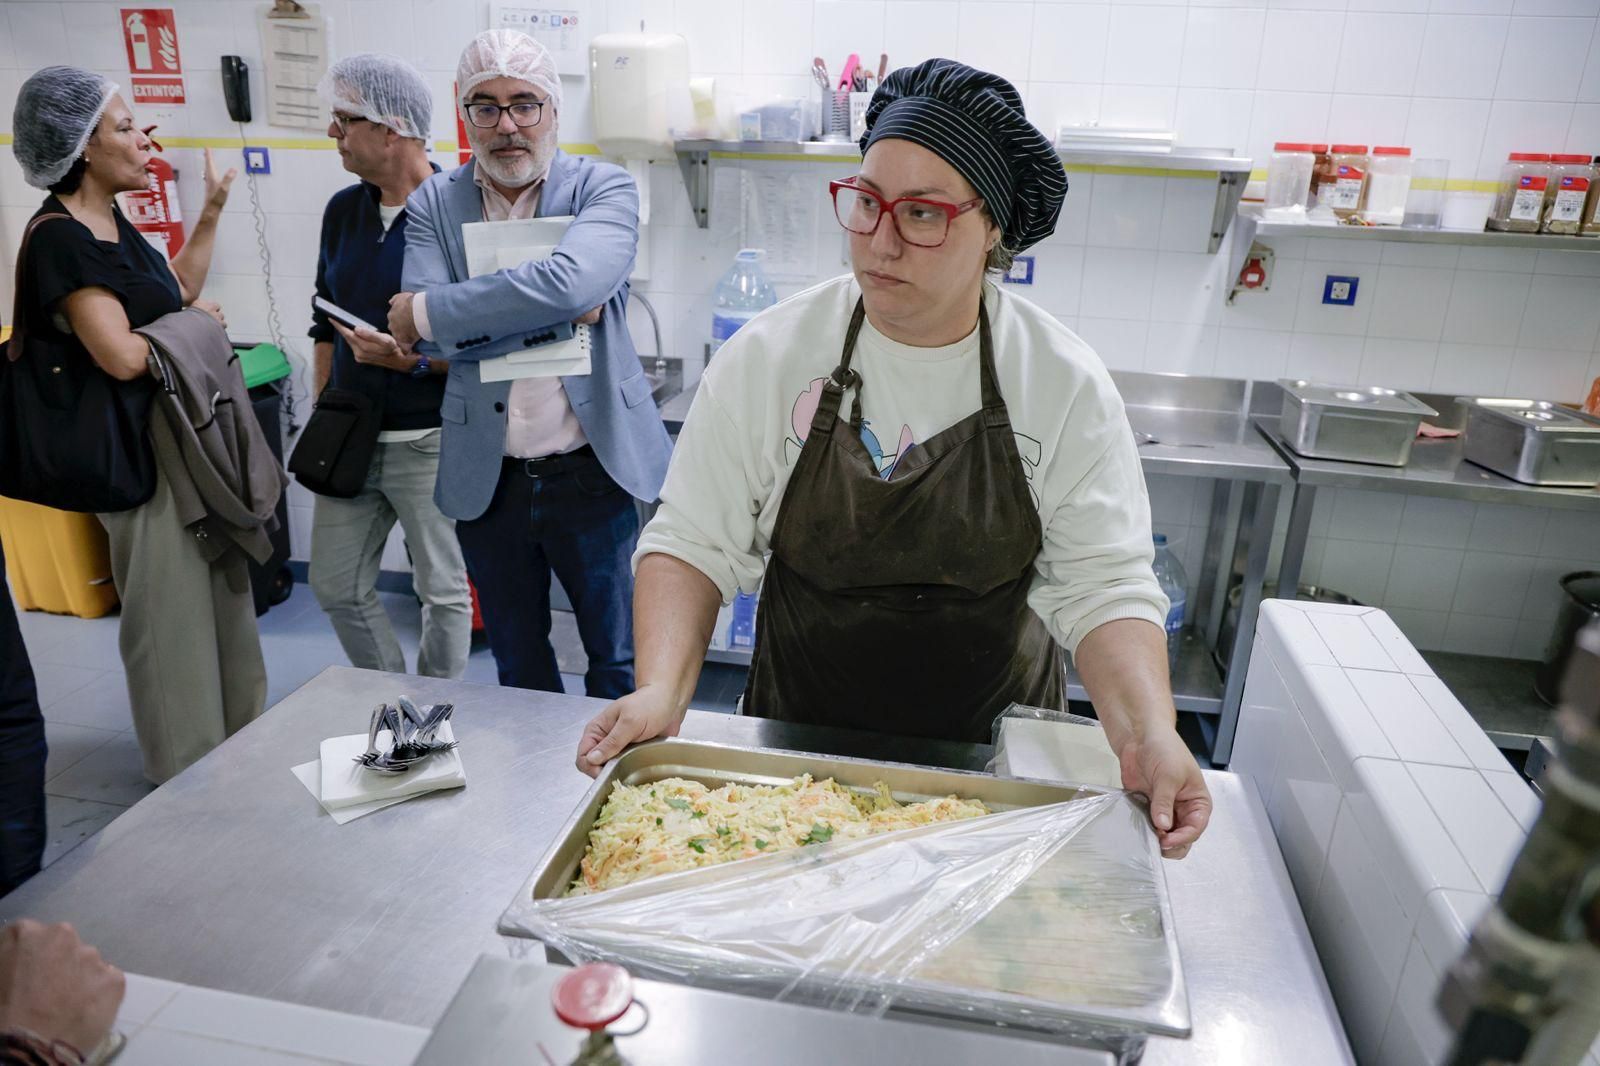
[1151,534,1187,674]
[709,249,777,358]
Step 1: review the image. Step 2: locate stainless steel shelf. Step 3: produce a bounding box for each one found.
[673,139,1251,251]
[1242,209,1600,251]
[1419,651,1556,752]
[1254,415,1600,513]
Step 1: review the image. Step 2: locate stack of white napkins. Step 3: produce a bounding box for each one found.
[291,723,466,824]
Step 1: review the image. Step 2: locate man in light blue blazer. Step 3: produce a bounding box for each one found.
[383,29,672,698]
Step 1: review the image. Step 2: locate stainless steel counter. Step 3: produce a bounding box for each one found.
[1,667,1352,1064]
[1254,415,1600,513]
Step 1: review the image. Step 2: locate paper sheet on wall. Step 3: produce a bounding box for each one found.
[461,216,593,382]
[490,2,591,77]
[259,9,329,130]
[736,166,819,280]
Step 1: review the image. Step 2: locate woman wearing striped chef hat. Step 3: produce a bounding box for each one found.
[578,59,1211,859]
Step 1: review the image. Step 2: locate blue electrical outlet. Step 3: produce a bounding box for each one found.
[243,146,271,175]
[1322,275,1358,306]
[1002,255,1035,285]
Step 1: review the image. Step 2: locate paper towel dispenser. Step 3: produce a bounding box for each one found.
[588,33,690,161]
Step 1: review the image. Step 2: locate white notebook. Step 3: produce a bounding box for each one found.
[462,216,593,382]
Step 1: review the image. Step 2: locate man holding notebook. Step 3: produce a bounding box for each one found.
[379,29,671,697]
[307,54,472,681]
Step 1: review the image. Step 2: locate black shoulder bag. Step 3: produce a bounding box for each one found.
[0,213,159,513]
[287,386,380,498]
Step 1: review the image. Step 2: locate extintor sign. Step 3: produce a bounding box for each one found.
[121,8,186,105]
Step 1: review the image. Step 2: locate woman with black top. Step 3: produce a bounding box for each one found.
[10,66,267,784]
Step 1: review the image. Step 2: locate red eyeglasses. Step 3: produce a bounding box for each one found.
[829,176,983,248]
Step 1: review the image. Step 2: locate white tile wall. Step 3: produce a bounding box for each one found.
[1233,601,1542,1062]
[3,0,1600,625]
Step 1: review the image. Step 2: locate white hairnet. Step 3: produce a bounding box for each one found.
[12,66,120,189]
[317,53,432,141]
[456,29,562,115]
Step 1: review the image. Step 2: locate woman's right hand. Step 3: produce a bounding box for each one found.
[192,298,226,330]
[575,684,685,776]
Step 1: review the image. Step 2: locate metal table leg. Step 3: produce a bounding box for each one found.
[1212,481,1281,767]
[1275,482,1318,598]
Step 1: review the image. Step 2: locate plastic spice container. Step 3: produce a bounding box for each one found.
[1584,156,1600,237]
[1315,145,1369,220]
[1360,146,1412,226]
[1307,145,1333,207]
[1488,153,1551,233]
[1265,142,1317,212]
[1543,154,1595,235]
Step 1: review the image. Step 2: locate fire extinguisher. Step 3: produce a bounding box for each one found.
[116,149,184,261]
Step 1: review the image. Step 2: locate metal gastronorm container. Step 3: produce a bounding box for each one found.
[499,738,1191,1044]
[1278,378,1437,466]
[1460,398,1600,486]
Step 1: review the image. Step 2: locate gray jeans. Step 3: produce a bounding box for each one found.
[309,430,472,679]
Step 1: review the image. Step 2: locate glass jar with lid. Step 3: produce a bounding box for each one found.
[1358,146,1412,226]
[1265,142,1317,215]
[1487,153,1551,233]
[1315,145,1369,221]
[1583,156,1600,237]
[1542,154,1595,234]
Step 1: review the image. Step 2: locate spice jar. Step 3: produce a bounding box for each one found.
[1543,154,1595,235]
[1265,142,1317,214]
[1361,146,1412,226]
[1583,156,1600,237]
[1308,145,1334,209]
[1315,145,1369,221]
[1487,153,1551,233]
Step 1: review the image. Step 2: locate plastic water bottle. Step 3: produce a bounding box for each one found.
[728,591,758,649]
[709,249,777,358]
[1152,534,1187,674]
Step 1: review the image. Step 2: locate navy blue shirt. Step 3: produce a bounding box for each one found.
[310,174,443,432]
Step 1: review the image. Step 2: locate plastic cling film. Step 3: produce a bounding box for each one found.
[502,791,1185,1058]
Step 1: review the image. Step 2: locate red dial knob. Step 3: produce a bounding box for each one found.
[552,963,634,1032]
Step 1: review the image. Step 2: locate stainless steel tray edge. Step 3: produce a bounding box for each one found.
[497,738,1191,1040]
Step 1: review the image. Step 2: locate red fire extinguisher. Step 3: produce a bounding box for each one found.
[117,146,184,261]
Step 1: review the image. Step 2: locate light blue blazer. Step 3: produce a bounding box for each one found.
[401,151,673,520]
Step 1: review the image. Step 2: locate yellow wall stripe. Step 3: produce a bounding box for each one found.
[0,132,600,155]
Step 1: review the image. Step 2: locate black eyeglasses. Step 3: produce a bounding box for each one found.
[465,101,545,129]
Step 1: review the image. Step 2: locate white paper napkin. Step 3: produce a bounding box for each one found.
[290,761,413,824]
[317,722,466,809]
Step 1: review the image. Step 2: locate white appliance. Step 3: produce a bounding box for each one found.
[588,33,690,161]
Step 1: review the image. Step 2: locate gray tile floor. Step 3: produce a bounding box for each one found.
[20,580,736,876]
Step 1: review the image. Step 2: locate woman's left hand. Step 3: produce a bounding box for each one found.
[1117,726,1212,859]
[331,319,416,373]
[192,298,226,330]
[202,148,238,214]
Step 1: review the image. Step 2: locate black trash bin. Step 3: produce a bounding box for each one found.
[237,343,295,616]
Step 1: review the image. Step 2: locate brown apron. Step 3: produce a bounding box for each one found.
[744,298,1064,744]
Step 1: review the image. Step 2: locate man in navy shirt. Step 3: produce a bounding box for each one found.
[307,55,472,679]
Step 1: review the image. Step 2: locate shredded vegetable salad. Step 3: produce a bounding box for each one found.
[569,774,990,895]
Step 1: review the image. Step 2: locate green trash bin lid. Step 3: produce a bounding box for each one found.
[235,343,292,389]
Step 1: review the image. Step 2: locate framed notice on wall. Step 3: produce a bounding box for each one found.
[490,3,591,77]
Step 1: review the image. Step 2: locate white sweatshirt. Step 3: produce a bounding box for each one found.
[636,275,1169,657]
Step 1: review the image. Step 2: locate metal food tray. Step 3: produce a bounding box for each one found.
[1278,378,1437,466]
[1460,397,1600,486]
[499,738,1190,1043]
